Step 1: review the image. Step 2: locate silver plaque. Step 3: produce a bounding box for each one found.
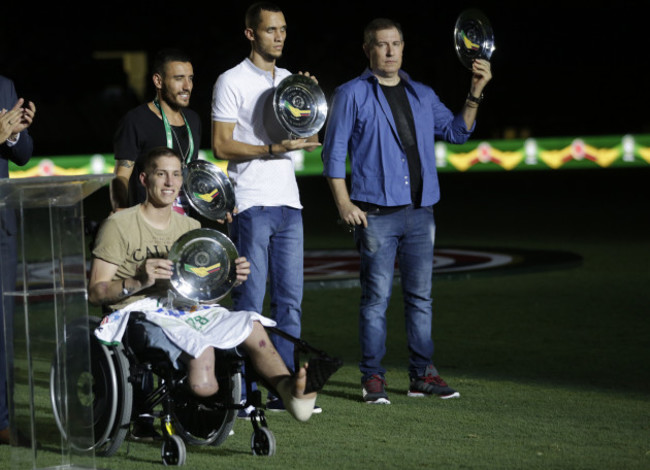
[273,74,328,138]
[168,228,238,303]
[454,9,495,71]
[182,160,235,221]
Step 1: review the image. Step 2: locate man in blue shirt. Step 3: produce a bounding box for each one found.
[322,18,492,404]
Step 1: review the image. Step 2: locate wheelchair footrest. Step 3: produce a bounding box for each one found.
[304,356,343,394]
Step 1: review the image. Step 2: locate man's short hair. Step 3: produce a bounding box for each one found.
[245,2,282,30]
[152,48,192,76]
[141,146,183,175]
[363,18,404,46]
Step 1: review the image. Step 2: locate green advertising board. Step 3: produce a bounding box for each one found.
[9,134,650,179]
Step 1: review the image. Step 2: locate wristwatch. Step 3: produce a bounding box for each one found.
[466,92,484,105]
[122,279,129,296]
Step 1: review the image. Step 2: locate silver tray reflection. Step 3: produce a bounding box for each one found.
[454,9,495,70]
[183,160,235,220]
[169,228,238,303]
[273,74,328,138]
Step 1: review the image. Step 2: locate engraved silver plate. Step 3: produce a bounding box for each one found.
[182,160,235,221]
[273,74,328,138]
[454,9,495,70]
[169,228,238,303]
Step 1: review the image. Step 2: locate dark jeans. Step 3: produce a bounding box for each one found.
[354,204,436,381]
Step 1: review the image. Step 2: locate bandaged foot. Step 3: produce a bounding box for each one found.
[275,365,317,422]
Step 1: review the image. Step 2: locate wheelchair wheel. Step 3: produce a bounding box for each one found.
[161,434,186,466]
[168,367,241,447]
[92,339,132,457]
[50,317,132,457]
[251,427,276,456]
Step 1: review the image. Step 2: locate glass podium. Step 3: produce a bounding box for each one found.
[0,174,113,470]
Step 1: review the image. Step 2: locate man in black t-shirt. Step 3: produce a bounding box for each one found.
[110,48,202,441]
[111,48,201,213]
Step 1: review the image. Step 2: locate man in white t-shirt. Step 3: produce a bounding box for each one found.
[211,2,320,414]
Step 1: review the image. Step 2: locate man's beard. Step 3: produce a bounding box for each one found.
[161,87,189,111]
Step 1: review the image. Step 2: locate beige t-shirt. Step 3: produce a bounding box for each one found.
[92,205,200,310]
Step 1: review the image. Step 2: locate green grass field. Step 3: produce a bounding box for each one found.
[2,168,648,469]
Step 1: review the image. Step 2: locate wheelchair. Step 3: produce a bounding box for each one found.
[50,312,342,466]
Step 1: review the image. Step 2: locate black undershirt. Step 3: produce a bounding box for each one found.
[380,81,423,207]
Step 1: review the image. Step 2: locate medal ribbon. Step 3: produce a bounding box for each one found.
[153,96,194,164]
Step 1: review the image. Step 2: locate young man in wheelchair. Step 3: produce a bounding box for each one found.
[88,146,318,423]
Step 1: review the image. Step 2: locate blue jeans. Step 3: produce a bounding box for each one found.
[355,205,436,382]
[229,206,303,394]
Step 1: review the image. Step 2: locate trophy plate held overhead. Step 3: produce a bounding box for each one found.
[182,160,235,221]
[168,228,239,304]
[454,9,495,70]
[273,74,328,138]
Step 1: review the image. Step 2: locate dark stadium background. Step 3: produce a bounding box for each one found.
[1,2,646,157]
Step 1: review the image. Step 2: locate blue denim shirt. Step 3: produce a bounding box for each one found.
[322,68,474,207]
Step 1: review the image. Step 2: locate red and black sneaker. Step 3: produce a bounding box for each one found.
[362,374,391,404]
[408,365,460,399]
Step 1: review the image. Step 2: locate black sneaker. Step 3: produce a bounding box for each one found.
[362,374,390,404]
[408,365,460,399]
[129,419,163,442]
[266,397,323,414]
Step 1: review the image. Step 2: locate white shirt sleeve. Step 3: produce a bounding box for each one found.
[5,133,20,146]
[211,73,239,123]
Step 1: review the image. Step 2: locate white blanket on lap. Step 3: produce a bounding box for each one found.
[94,297,276,358]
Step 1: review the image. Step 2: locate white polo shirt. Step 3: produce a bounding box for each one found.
[211,58,302,213]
